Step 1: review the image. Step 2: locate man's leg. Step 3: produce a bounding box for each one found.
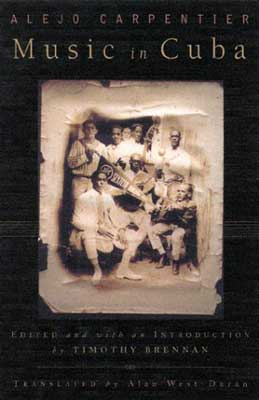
[87,257,103,285]
[63,229,102,285]
[149,223,171,254]
[171,227,185,275]
[148,223,172,268]
[81,232,103,285]
[131,209,150,239]
[115,228,143,280]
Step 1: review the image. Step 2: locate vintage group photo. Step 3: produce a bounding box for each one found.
[39,80,223,315]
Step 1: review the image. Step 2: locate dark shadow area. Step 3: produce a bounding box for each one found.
[38,295,54,317]
[214,278,224,317]
[61,247,123,277]
[58,129,75,248]
[38,239,48,272]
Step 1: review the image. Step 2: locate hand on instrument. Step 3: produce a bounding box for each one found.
[98,225,113,238]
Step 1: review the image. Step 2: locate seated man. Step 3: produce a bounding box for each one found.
[70,172,127,285]
[111,154,154,280]
[149,183,199,276]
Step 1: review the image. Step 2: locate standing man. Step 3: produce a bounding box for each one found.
[118,123,144,167]
[163,129,192,185]
[106,125,126,170]
[131,123,145,155]
[121,126,133,142]
[67,119,106,200]
[131,123,144,145]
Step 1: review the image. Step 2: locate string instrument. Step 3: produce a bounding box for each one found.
[97,227,127,250]
[88,147,155,211]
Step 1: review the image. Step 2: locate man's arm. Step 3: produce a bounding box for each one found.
[67,140,90,169]
[178,202,197,227]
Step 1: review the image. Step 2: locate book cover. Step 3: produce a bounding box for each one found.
[0,0,258,399]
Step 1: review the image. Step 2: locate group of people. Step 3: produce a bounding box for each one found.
[67,117,199,285]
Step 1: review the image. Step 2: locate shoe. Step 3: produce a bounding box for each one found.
[155,253,166,269]
[149,249,161,263]
[172,261,179,275]
[116,271,142,281]
[187,264,200,277]
[92,270,102,286]
[62,275,81,284]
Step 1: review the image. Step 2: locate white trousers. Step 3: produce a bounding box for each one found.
[149,223,186,261]
[115,208,151,273]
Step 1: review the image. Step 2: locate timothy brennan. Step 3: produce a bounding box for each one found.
[72,345,208,354]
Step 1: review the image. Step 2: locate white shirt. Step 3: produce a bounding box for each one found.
[106,143,124,164]
[163,147,192,182]
[119,140,144,159]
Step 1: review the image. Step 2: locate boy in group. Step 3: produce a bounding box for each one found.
[149,183,199,276]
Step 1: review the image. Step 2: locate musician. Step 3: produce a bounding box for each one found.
[121,126,133,142]
[70,172,127,285]
[112,153,154,280]
[149,183,198,275]
[67,119,107,200]
[114,153,155,209]
[118,125,144,169]
[106,125,127,170]
[162,129,191,184]
[131,123,144,144]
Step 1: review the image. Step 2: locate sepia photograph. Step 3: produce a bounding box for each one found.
[39,80,223,315]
